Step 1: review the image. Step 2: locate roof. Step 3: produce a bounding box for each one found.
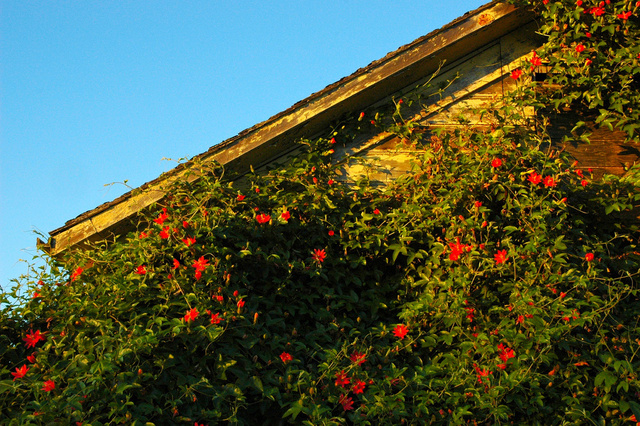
[42,0,536,256]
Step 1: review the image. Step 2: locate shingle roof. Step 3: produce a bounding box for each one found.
[43,0,535,256]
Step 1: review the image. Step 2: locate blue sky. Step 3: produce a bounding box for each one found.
[1,1,487,294]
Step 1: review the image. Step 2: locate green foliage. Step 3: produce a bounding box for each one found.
[2,1,640,424]
[511,0,640,142]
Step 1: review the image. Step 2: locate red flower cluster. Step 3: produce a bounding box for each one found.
[160,226,170,239]
[184,308,199,323]
[153,208,168,225]
[335,370,350,388]
[256,213,271,224]
[206,310,222,325]
[497,344,516,370]
[71,267,83,282]
[528,171,542,185]
[193,256,209,280]
[350,351,366,366]
[24,330,46,349]
[280,352,293,364]
[529,51,543,70]
[183,237,196,247]
[473,363,492,384]
[352,379,366,394]
[448,237,471,261]
[617,11,632,20]
[339,394,354,411]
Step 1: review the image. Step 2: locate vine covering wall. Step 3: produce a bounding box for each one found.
[1,1,640,424]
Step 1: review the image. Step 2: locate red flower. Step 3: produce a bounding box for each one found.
[328,230,335,236]
[448,238,470,261]
[528,171,542,185]
[352,379,366,394]
[255,187,260,193]
[335,370,351,388]
[280,211,291,221]
[585,252,594,261]
[474,201,482,208]
[280,352,293,364]
[516,315,525,325]
[543,176,557,187]
[214,295,224,303]
[237,299,245,308]
[585,58,592,66]
[42,380,55,392]
[393,324,409,339]
[491,158,502,168]
[510,69,523,80]
[494,250,509,264]
[139,231,148,239]
[560,292,567,299]
[193,256,209,273]
[154,209,168,225]
[473,363,492,383]
[497,344,516,365]
[373,208,381,215]
[256,213,271,224]
[350,351,366,366]
[529,53,542,69]
[312,248,327,264]
[330,137,336,144]
[24,330,46,348]
[206,310,222,325]
[543,0,549,4]
[576,0,582,5]
[327,179,334,185]
[71,267,83,282]
[183,237,196,247]
[184,308,199,323]
[339,394,354,411]
[135,265,147,275]
[183,221,190,229]
[575,43,585,53]
[358,112,365,120]
[160,226,170,239]
[617,11,632,20]
[581,179,588,187]
[27,353,37,363]
[11,365,29,381]
[195,270,202,280]
[172,259,180,270]
[236,194,245,201]
[33,291,41,299]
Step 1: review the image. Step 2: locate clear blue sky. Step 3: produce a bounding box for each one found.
[1,1,487,294]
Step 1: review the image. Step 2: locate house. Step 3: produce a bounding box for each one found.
[40,0,639,257]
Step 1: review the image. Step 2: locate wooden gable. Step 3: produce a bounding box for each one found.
[41,0,639,257]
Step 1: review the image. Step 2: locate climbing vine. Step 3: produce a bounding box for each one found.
[1,1,640,424]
